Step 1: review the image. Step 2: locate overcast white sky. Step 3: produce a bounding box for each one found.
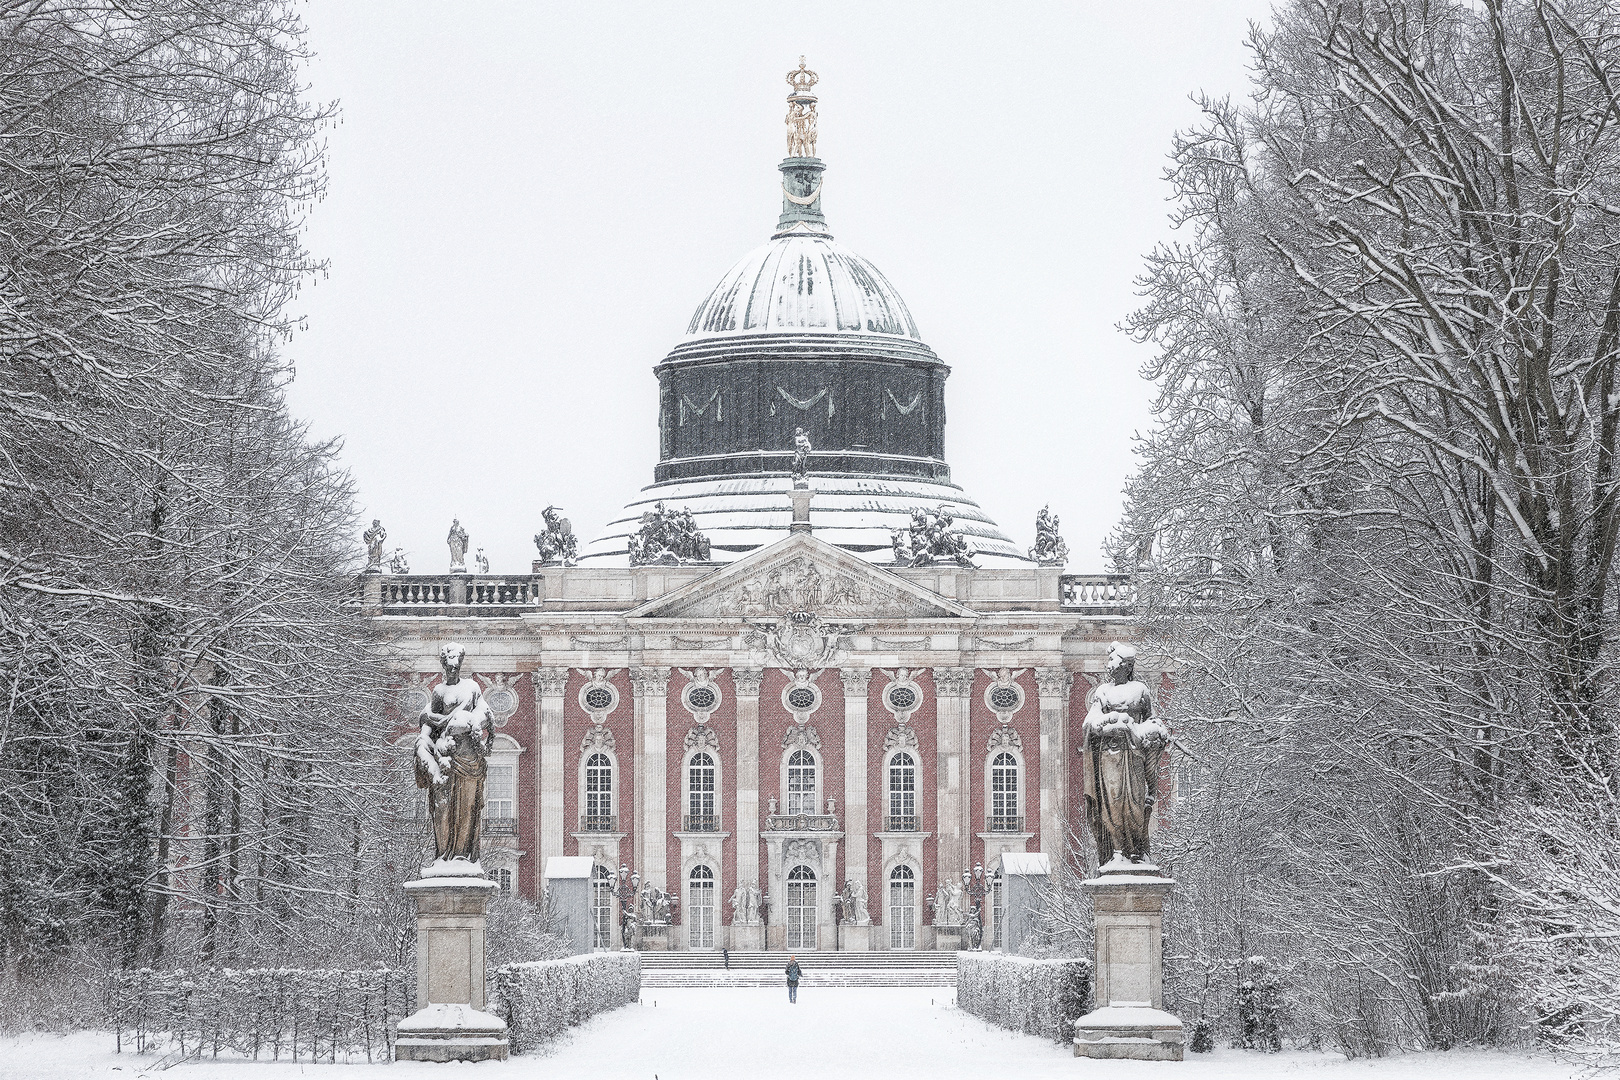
[286,2,1275,575]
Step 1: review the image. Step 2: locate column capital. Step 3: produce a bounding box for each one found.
[838,667,872,695]
[731,666,765,696]
[630,666,670,696]
[1034,667,1073,699]
[933,666,976,697]
[529,667,571,697]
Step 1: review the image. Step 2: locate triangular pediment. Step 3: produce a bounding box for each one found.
[627,533,975,620]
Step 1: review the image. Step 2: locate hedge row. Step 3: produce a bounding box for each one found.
[493,951,641,1054]
[110,967,410,1062]
[957,953,1093,1043]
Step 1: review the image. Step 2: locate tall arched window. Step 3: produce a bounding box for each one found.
[688,865,716,949]
[686,752,717,831]
[887,751,917,831]
[592,864,613,949]
[584,753,614,832]
[787,750,818,815]
[888,864,917,949]
[786,864,817,950]
[990,751,1020,831]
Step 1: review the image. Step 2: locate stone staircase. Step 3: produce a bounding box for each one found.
[637,950,958,988]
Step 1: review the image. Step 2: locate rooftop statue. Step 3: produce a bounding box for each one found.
[474,548,489,575]
[534,505,579,566]
[447,518,469,573]
[785,57,819,157]
[415,642,495,867]
[791,427,812,487]
[628,501,711,566]
[891,505,977,568]
[1081,641,1170,870]
[388,548,410,574]
[1029,504,1070,567]
[363,519,387,572]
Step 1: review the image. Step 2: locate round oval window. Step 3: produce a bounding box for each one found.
[584,687,614,711]
[787,687,816,710]
[688,686,717,710]
[888,686,917,710]
[990,686,1020,710]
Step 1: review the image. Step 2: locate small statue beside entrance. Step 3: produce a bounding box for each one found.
[614,867,640,948]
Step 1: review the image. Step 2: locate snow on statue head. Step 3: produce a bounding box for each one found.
[1107,641,1137,681]
[439,642,465,676]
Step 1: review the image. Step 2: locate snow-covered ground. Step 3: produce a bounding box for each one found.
[0,988,1576,1080]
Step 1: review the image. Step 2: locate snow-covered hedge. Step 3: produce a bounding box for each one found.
[493,951,640,1054]
[110,967,410,1062]
[957,953,1093,1042]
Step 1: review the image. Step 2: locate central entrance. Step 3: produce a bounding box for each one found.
[689,865,716,949]
[786,864,817,950]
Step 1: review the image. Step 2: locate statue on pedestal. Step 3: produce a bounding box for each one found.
[414,642,494,866]
[614,867,640,948]
[791,427,812,487]
[447,518,469,572]
[363,519,386,572]
[534,505,579,566]
[1082,641,1170,869]
[1029,504,1070,567]
[388,548,410,574]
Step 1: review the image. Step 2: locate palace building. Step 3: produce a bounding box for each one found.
[366,61,1135,952]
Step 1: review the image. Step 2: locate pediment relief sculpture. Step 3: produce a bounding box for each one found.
[639,548,960,620]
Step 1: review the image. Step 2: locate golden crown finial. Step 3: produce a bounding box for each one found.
[787,56,819,97]
[785,57,819,157]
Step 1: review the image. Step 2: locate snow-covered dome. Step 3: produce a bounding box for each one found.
[686,235,921,340]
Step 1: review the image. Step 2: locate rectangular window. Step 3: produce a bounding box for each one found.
[486,764,515,820]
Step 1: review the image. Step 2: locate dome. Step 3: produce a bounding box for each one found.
[686,235,921,340]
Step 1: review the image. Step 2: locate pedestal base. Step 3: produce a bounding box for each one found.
[396,873,509,1062]
[639,923,671,950]
[839,923,871,951]
[396,1004,510,1062]
[729,922,765,949]
[1073,1005,1184,1061]
[933,927,963,951]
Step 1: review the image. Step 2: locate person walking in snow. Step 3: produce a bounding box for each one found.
[785,955,802,1003]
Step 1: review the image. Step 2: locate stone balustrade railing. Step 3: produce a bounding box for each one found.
[367,574,542,613]
[1059,574,1133,613]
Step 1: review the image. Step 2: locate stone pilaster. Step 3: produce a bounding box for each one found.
[933,667,975,884]
[839,668,872,895]
[631,667,671,888]
[530,669,571,873]
[732,667,764,899]
[1035,667,1073,858]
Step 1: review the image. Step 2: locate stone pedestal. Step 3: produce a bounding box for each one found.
[934,926,963,952]
[729,922,765,950]
[545,856,595,956]
[1072,872,1182,1061]
[396,870,509,1062]
[639,923,672,951]
[838,922,871,951]
[1000,852,1050,955]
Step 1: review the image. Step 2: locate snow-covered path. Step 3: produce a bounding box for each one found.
[0,988,1577,1080]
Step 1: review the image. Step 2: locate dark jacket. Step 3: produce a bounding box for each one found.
[785,960,802,984]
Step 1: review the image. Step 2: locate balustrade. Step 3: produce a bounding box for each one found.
[483,816,518,837]
[883,815,919,832]
[682,814,721,833]
[578,814,618,833]
[986,815,1025,833]
[1058,574,1134,613]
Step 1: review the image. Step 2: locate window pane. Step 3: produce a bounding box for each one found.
[486,764,515,819]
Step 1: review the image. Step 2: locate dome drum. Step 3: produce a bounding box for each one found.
[656,358,947,482]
